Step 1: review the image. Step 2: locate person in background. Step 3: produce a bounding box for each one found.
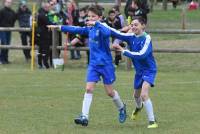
[105,10,123,68]
[112,5,125,27]
[37,2,54,69]
[68,6,89,61]
[131,0,150,24]
[65,0,80,60]
[17,0,32,62]
[0,0,16,64]
[124,0,133,18]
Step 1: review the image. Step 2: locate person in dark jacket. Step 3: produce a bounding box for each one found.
[37,2,53,69]
[17,1,32,62]
[131,0,150,24]
[0,0,16,64]
[124,0,133,18]
[105,10,123,67]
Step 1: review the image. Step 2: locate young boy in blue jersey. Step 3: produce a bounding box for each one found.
[88,16,157,128]
[47,5,126,126]
[111,16,158,129]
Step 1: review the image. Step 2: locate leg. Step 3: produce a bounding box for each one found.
[42,46,50,69]
[0,32,11,64]
[74,82,95,126]
[37,46,43,68]
[20,32,30,60]
[131,89,143,120]
[104,84,126,123]
[141,81,158,128]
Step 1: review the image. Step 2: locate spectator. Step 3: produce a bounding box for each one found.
[17,0,32,62]
[171,0,179,9]
[37,2,54,69]
[105,10,123,67]
[65,0,80,60]
[131,0,150,24]
[112,5,125,27]
[68,6,89,61]
[0,0,16,64]
[124,0,133,18]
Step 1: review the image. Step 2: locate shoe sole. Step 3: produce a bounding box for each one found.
[147,124,158,129]
[74,119,88,126]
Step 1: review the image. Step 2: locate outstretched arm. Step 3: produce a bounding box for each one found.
[86,21,111,37]
[97,22,135,42]
[47,25,89,35]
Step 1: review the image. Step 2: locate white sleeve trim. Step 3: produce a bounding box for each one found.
[125,35,151,56]
[101,22,135,37]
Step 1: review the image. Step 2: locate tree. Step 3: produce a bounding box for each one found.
[115,0,121,7]
[163,0,168,10]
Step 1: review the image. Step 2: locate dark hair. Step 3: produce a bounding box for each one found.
[80,7,87,12]
[108,10,115,15]
[112,5,120,12]
[88,5,103,16]
[133,16,146,25]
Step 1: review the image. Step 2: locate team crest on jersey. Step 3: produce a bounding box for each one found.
[96,30,99,36]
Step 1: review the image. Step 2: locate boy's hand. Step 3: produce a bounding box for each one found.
[47,25,61,30]
[86,21,96,26]
[112,44,124,51]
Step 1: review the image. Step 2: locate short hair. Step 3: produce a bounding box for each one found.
[133,16,146,25]
[88,5,103,16]
[112,5,120,12]
[80,7,87,12]
[108,10,115,15]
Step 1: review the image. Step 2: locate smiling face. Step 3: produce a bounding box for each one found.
[130,19,145,35]
[87,11,101,22]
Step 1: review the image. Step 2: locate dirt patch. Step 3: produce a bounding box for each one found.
[153,38,200,49]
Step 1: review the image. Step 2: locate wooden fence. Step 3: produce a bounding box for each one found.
[1,27,200,70]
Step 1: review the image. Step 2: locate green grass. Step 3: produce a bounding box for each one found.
[1,52,200,134]
[0,1,200,133]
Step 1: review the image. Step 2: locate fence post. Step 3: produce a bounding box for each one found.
[52,29,59,59]
[181,7,186,29]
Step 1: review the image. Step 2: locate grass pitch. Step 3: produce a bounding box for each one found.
[0,2,200,133]
[0,53,200,134]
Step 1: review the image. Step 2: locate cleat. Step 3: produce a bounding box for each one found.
[147,121,158,128]
[74,115,88,126]
[119,103,127,123]
[131,103,143,120]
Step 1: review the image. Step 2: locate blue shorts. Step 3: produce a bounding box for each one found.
[86,64,116,85]
[134,71,156,90]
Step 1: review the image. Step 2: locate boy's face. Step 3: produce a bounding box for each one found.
[130,19,145,35]
[87,11,101,22]
[79,10,86,17]
[109,13,116,21]
[131,1,138,9]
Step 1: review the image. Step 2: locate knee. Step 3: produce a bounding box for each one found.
[107,90,114,97]
[134,94,140,99]
[140,93,149,101]
[86,87,93,93]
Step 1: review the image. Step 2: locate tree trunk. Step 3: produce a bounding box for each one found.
[149,0,154,12]
[37,0,42,8]
[163,0,168,11]
[115,0,121,7]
